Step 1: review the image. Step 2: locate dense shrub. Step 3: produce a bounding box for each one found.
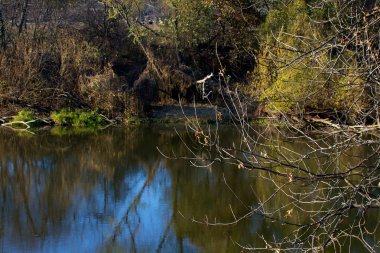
[252,0,370,121]
[51,109,106,127]
[12,110,35,122]
[10,110,45,128]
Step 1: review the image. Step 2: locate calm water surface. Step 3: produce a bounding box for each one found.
[0,126,377,252]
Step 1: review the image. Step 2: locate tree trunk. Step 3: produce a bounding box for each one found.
[0,7,6,49]
[18,0,29,35]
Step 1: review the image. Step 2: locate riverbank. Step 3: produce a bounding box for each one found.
[0,104,232,131]
[2,106,379,136]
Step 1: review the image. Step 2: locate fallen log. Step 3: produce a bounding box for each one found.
[305,116,380,132]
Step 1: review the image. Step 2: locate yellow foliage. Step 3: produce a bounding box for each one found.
[252,0,368,118]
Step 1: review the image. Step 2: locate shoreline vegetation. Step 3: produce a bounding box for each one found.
[1,106,379,135]
[0,106,231,131]
[0,0,379,130]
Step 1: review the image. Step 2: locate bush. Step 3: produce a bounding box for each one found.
[252,0,369,119]
[10,110,46,128]
[12,110,35,122]
[51,109,106,127]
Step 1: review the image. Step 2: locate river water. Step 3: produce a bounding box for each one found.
[0,126,378,252]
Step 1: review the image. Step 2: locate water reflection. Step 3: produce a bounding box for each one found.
[0,126,376,252]
[0,127,250,253]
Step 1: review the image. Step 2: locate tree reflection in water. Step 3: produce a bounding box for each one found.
[0,126,376,252]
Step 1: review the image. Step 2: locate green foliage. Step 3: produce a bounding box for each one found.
[254,0,368,117]
[12,110,35,122]
[163,0,214,48]
[264,0,309,39]
[51,109,106,127]
[256,0,322,112]
[10,110,46,128]
[332,70,368,119]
